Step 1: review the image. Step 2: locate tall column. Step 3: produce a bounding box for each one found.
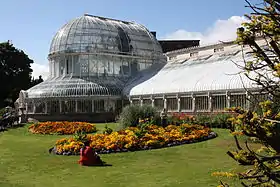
[75,100,78,113]
[226,92,231,109]
[208,93,213,112]
[163,96,167,109]
[192,95,196,112]
[129,97,133,105]
[92,100,95,113]
[111,99,116,111]
[32,102,36,114]
[121,99,124,108]
[45,102,48,114]
[140,98,143,106]
[246,92,251,110]
[25,103,28,114]
[59,100,62,113]
[151,98,155,108]
[177,97,181,112]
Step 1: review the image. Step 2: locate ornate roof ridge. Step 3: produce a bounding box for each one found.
[83,14,134,25]
[165,40,236,55]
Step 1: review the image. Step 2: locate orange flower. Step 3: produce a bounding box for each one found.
[28,121,97,135]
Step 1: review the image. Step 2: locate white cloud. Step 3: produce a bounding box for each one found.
[31,63,49,80]
[162,16,248,45]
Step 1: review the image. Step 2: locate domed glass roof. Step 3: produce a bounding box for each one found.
[26,76,124,98]
[49,14,163,58]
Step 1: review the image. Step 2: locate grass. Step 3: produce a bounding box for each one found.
[0,123,256,187]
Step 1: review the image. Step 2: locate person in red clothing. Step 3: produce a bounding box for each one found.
[78,141,103,166]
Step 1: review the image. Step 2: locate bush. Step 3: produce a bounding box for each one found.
[210,113,232,128]
[192,113,232,128]
[0,108,6,118]
[103,124,113,135]
[167,113,233,128]
[118,104,159,129]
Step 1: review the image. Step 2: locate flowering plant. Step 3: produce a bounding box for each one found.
[29,121,97,135]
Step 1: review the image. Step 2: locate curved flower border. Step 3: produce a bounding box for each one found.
[51,124,217,155]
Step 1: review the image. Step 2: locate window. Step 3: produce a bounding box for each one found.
[35,102,46,113]
[93,100,105,112]
[154,98,164,109]
[195,96,209,111]
[248,94,269,111]
[230,94,247,109]
[77,100,92,113]
[167,98,177,111]
[49,100,59,114]
[143,99,152,105]
[180,97,193,111]
[132,99,140,105]
[62,100,76,113]
[212,95,227,111]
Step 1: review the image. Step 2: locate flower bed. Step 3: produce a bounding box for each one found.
[51,124,217,155]
[29,121,97,135]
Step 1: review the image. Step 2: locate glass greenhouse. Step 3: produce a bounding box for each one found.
[17,14,166,122]
[124,40,269,114]
[17,14,268,122]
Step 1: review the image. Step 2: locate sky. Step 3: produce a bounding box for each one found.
[0,0,256,79]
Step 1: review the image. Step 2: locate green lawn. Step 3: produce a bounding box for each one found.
[0,123,252,187]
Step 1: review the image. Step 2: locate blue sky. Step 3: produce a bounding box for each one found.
[0,0,252,78]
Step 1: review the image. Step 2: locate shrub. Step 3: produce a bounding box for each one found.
[103,124,113,135]
[0,108,6,119]
[210,113,232,128]
[186,113,233,128]
[118,104,159,129]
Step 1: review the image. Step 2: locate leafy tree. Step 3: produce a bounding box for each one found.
[217,0,280,186]
[30,75,44,87]
[0,41,33,107]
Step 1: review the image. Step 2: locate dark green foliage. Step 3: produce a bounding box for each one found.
[73,131,88,143]
[103,124,113,135]
[168,113,233,128]
[0,108,6,118]
[209,113,232,128]
[30,75,44,88]
[192,114,232,128]
[118,104,159,129]
[0,41,44,108]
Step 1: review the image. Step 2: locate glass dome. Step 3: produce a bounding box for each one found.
[27,76,124,98]
[49,14,163,57]
[47,14,166,79]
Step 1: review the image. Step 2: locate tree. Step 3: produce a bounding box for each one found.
[30,75,44,87]
[217,0,280,186]
[0,41,33,108]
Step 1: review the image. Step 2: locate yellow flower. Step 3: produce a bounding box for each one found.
[211,172,237,178]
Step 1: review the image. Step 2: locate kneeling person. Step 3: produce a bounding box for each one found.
[78,141,104,166]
